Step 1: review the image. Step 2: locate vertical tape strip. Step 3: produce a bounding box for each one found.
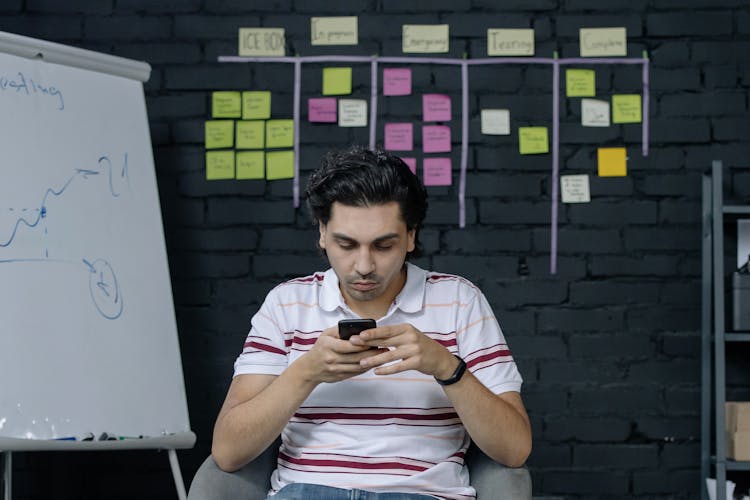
[370,57,378,150]
[550,58,560,275]
[293,58,301,208]
[642,56,650,157]
[459,61,469,228]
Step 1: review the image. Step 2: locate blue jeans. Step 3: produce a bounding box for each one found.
[268,483,441,500]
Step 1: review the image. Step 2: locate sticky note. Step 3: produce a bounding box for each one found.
[266,150,294,180]
[561,174,591,203]
[401,157,417,175]
[598,147,627,177]
[481,109,510,135]
[205,120,234,149]
[487,28,535,56]
[242,91,271,120]
[422,125,451,153]
[403,24,449,53]
[423,94,451,122]
[308,97,337,123]
[518,127,549,155]
[206,150,235,180]
[238,28,286,56]
[212,91,241,118]
[566,69,596,97]
[265,119,294,148]
[311,16,358,45]
[581,99,610,127]
[612,94,642,123]
[338,99,367,127]
[384,123,413,151]
[383,68,412,96]
[323,67,352,96]
[580,27,627,57]
[236,151,265,180]
[235,120,264,149]
[423,157,452,186]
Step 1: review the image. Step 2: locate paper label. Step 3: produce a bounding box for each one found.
[581,99,610,127]
[235,120,265,149]
[242,91,271,120]
[311,16,358,45]
[265,119,294,148]
[481,109,510,135]
[238,28,285,56]
[518,127,549,155]
[206,150,235,180]
[205,120,234,149]
[383,68,412,96]
[566,69,596,97]
[384,123,414,151]
[612,94,642,123]
[212,91,241,118]
[561,174,591,203]
[423,157,452,186]
[579,27,627,57]
[487,29,534,56]
[422,125,451,153]
[236,151,264,180]
[308,97,338,123]
[422,94,451,122]
[323,67,352,96]
[402,24,449,53]
[338,99,367,127]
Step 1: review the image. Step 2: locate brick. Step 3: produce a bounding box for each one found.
[627,359,700,385]
[650,118,710,144]
[171,227,259,251]
[527,256,587,279]
[647,12,733,36]
[424,200,477,225]
[660,282,701,307]
[431,256,517,285]
[523,384,569,413]
[704,65,739,89]
[544,416,630,442]
[479,201,556,225]
[539,360,624,385]
[253,254,328,277]
[661,442,700,468]
[147,93,206,119]
[569,334,655,358]
[650,42,690,68]
[658,199,701,224]
[207,199,296,225]
[471,0,557,9]
[510,335,566,360]
[533,228,622,254]
[559,122,621,144]
[465,173,542,197]
[633,469,700,495]
[661,92,746,117]
[27,0,113,14]
[171,279,212,306]
[116,0,202,12]
[170,252,250,279]
[650,67,701,91]
[165,65,252,90]
[635,416,699,441]
[174,14,260,39]
[543,471,629,495]
[294,0,375,13]
[570,281,660,305]
[483,279,568,307]
[626,306,701,331]
[172,118,205,144]
[655,0,748,6]
[569,201,657,225]
[714,118,750,141]
[260,227,318,251]
[693,41,750,64]
[0,1,20,12]
[623,227,699,252]
[538,309,624,333]
[205,0,292,12]
[570,386,663,415]
[116,43,202,65]
[574,443,658,468]
[442,228,532,253]
[565,0,649,9]
[528,443,572,468]
[0,15,83,39]
[84,16,172,40]
[556,14,643,37]
[212,278,277,306]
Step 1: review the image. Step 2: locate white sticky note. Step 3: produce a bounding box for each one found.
[338,99,368,127]
[402,24,449,53]
[481,109,510,135]
[311,16,358,45]
[238,28,286,56]
[561,174,591,203]
[581,99,610,127]
[579,27,627,57]
[487,29,535,56]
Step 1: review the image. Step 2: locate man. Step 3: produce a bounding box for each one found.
[212,146,531,500]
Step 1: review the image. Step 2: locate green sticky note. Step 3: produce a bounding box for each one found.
[236,151,265,179]
[212,91,242,118]
[518,127,549,155]
[242,91,271,119]
[236,120,265,149]
[565,69,596,97]
[205,150,235,180]
[266,150,295,180]
[265,119,294,148]
[322,67,352,96]
[612,94,642,123]
[205,120,235,149]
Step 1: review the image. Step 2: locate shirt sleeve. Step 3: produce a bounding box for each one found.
[233,287,289,377]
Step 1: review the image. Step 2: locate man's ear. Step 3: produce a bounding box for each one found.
[318,221,327,249]
[406,228,416,253]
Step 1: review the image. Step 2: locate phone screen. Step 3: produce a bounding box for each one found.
[338,319,376,340]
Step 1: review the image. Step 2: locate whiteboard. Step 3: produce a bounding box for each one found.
[0,33,191,443]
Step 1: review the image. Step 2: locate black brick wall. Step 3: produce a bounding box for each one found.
[4,1,749,499]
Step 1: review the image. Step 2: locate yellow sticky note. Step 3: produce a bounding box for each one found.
[206,150,235,180]
[266,150,295,180]
[212,91,241,118]
[518,127,549,155]
[236,151,265,179]
[612,94,642,123]
[323,67,352,96]
[266,119,294,148]
[242,91,271,120]
[598,147,627,177]
[205,120,234,149]
[566,69,596,97]
[236,120,265,149]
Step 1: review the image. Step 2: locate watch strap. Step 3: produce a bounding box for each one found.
[434,355,467,386]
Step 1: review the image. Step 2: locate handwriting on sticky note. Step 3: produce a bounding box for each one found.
[423,157,452,186]
[612,94,641,123]
[338,99,367,127]
[487,29,535,56]
[212,91,241,118]
[311,16,358,45]
[518,127,549,155]
[566,69,596,97]
[308,97,337,123]
[481,109,510,135]
[579,27,627,57]
[598,147,627,177]
[561,174,591,203]
[384,123,413,151]
[423,94,451,122]
[402,24,449,53]
[236,120,264,149]
[323,67,352,96]
[383,68,412,96]
[236,151,265,180]
[206,150,235,180]
[266,150,295,180]
[242,91,271,120]
[238,28,286,56]
[265,119,294,148]
[422,125,451,153]
[205,120,234,149]
[401,157,417,175]
[581,99,610,127]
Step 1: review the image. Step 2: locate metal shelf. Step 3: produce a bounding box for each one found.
[711,457,750,471]
[724,205,750,215]
[726,333,750,342]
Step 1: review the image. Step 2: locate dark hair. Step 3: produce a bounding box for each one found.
[305,146,428,259]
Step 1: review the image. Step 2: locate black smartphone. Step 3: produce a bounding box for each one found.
[338,319,376,341]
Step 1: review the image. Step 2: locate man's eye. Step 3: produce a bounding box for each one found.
[339,243,355,250]
[375,245,393,251]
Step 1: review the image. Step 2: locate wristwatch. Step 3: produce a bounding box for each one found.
[434,355,467,386]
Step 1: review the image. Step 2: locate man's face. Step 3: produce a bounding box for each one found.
[319,201,415,313]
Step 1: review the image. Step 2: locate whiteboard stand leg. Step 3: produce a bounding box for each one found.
[167,449,186,500]
[2,451,10,500]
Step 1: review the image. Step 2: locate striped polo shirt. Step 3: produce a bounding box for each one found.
[233,262,523,500]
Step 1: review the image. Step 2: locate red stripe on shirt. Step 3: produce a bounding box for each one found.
[278,451,429,472]
[244,341,286,355]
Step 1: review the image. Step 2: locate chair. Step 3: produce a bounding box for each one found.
[187,439,531,499]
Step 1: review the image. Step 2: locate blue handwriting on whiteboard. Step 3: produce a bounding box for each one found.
[0,71,65,110]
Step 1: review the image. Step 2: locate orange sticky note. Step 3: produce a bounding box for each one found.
[597,147,627,177]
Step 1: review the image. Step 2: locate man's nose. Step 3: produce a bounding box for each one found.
[354,247,375,276]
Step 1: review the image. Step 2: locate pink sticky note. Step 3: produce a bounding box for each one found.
[423,94,451,122]
[401,157,417,174]
[423,157,452,186]
[384,123,413,151]
[383,68,412,96]
[308,97,337,123]
[422,125,451,153]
